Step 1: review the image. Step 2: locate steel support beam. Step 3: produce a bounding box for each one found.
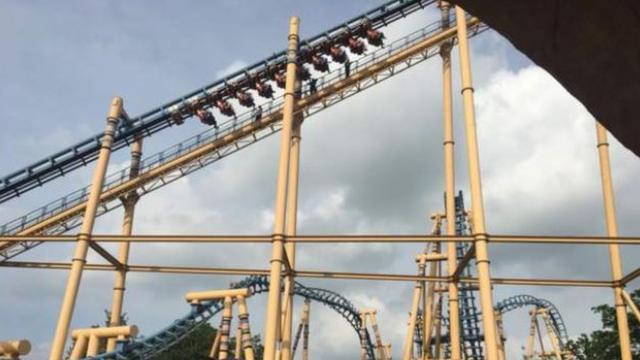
[1,260,614,287]
[455,6,499,359]
[107,136,143,351]
[439,2,462,358]
[6,234,640,244]
[49,97,122,360]
[264,17,299,360]
[280,88,303,360]
[595,121,632,360]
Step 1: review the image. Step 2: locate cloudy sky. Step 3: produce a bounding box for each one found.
[1,1,639,359]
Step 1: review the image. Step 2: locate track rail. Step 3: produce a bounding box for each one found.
[494,294,570,346]
[84,275,375,360]
[0,19,486,261]
[0,0,438,204]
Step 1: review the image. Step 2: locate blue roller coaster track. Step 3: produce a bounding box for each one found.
[0,0,437,204]
[435,192,569,358]
[494,294,570,347]
[454,191,485,360]
[83,275,376,360]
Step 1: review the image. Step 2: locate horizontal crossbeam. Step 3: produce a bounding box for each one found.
[1,234,639,244]
[0,261,613,287]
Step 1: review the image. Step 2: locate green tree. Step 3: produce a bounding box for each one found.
[155,323,264,360]
[155,323,217,360]
[567,288,640,360]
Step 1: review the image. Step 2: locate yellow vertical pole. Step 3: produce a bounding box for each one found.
[595,121,632,360]
[69,336,88,360]
[220,296,234,360]
[370,313,387,360]
[454,7,499,360]
[433,294,443,360]
[495,311,506,360]
[264,16,299,360]
[49,97,122,360]
[403,257,426,360]
[280,106,303,360]
[438,2,462,355]
[237,296,256,360]
[384,344,392,360]
[107,136,143,351]
[86,335,100,357]
[359,314,368,360]
[235,327,243,360]
[525,310,537,360]
[209,330,222,359]
[534,313,547,358]
[539,309,562,360]
[422,249,440,357]
[301,299,310,360]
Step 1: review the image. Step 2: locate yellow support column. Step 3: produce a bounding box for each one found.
[454,7,500,360]
[235,327,243,360]
[209,328,222,359]
[107,136,143,351]
[595,121,632,360]
[264,16,299,360]
[359,313,368,360]
[438,2,462,355]
[370,312,387,360]
[301,299,310,360]
[238,296,256,360]
[524,310,537,360]
[422,247,441,358]
[402,256,426,360]
[49,97,123,360]
[539,309,563,360]
[495,311,506,360]
[219,296,234,360]
[280,107,303,360]
[69,336,88,360]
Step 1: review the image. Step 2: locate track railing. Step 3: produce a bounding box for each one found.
[0,18,486,262]
[0,0,438,204]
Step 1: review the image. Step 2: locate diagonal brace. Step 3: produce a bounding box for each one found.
[452,244,475,280]
[88,241,126,271]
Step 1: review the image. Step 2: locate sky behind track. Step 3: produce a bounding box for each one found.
[1,1,639,359]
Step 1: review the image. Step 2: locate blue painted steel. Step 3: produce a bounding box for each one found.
[83,275,376,360]
[494,294,570,346]
[0,0,437,204]
[454,191,485,360]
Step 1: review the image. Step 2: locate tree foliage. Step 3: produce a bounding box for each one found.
[567,288,640,360]
[155,323,264,360]
[155,323,217,360]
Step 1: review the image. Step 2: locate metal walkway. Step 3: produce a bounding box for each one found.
[0,0,438,204]
[0,17,487,262]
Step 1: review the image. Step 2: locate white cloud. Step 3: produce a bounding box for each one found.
[3,3,640,360]
[215,60,249,79]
